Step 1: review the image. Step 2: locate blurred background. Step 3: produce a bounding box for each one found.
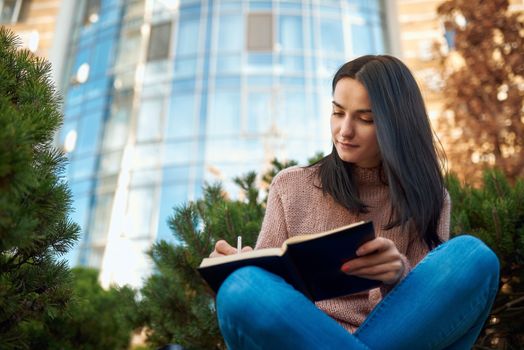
[3,0,523,348]
[0,0,524,350]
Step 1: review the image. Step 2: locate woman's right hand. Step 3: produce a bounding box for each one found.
[209,240,253,258]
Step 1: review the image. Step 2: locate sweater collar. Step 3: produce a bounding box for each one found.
[351,164,386,186]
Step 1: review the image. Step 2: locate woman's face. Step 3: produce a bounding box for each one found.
[331,78,381,168]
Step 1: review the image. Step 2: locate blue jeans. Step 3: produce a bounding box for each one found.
[216,235,500,349]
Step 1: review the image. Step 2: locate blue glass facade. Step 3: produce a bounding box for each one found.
[61,0,389,286]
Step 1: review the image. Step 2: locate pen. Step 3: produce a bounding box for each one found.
[237,236,242,254]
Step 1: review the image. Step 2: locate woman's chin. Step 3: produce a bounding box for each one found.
[337,152,358,164]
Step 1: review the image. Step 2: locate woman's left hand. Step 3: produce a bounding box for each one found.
[340,237,405,285]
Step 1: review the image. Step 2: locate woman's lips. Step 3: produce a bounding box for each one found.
[338,141,359,148]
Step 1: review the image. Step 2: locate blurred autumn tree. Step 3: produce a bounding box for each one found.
[436,0,524,183]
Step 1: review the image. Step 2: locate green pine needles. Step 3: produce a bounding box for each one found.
[139,172,265,349]
[0,27,80,348]
[447,170,524,348]
[140,164,524,349]
[138,160,317,349]
[2,23,522,349]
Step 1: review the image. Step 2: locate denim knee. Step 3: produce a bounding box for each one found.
[218,267,257,312]
[447,235,500,290]
[449,236,499,270]
[216,266,277,329]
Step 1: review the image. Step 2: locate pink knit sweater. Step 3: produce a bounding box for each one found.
[255,165,451,333]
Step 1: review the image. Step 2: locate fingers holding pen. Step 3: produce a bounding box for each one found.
[241,246,253,253]
[209,240,253,258]
[210,240,236,257]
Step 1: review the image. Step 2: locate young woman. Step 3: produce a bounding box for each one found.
[210,55,500,349]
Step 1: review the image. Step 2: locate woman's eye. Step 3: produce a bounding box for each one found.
[332,111,344,117]
[359,115,374,123]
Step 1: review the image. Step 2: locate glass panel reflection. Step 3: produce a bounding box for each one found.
[351,22,373,55]
[70,155,97,180]
[205,139,264,163]
[279,15,303,51]
[76,110,103,155]
[103,90,133,151]
[279,55,304,74]
[137,96,164,142]
[166,93,197,139]
[89,193,114,244]
[320,19,344,54]
[247,91,272,134]
[215,54,241,74]
[125,187,155,239]
[174,58,198,77]
[99,151,122,176]
[91,38,112,78]
[278,90,312,137]
[177,19,200,56]
[71,194,91,234]
[206,90,241,136]
[218,15,243,52]
[162,165,190,184]
[157,183,188,242]
[133,144,163,170]
[115,26,140,71]
[163,141,197,165]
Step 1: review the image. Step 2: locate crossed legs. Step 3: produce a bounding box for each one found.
[216,235,500,350]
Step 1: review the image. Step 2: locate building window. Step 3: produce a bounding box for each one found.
[89,193,114,245]
[83,0,100,25]
[320,18,344,55]
[0,0,30,24]
[102,90,133,151]
[218,15,243,52]
[246,13,273,51]
[125,187,154,239]
[75,63,90,84]
[207,90,241,137]
[115,26,141,71]
[177,19,200,56]
[147,22,172,61]
[166,93,197,139]
[136,96,164,142]
[279,15,303,51]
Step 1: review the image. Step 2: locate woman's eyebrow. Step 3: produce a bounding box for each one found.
[331,100,345,109]
[332,101,372,114]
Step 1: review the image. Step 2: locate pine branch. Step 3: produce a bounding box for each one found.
[473,345,495,350]
[492,207,502,243]
[492,295,524,315]
[0,28,79,345]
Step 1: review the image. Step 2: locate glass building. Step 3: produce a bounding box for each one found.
[59,0,396,287]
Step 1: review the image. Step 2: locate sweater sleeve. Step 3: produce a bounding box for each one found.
[255,174,290,250]
[381,190,451,295]
[436,190,451,242]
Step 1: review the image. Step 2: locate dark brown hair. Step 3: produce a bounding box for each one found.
[312,55,446,249]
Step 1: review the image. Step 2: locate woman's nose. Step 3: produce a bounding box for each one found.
[339,117,355,138]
